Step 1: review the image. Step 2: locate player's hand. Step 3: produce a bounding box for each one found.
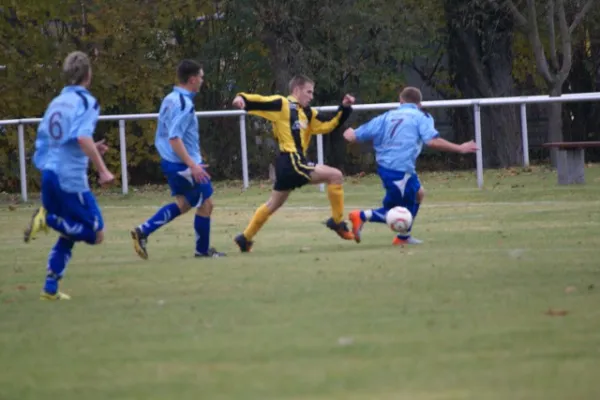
[232,96,246,109]
[95,139,109,155]
[343,128,357,143]
[191,164,211,183]
[342,94,355,107]
[459,140,479,154]
[99,170,115,187]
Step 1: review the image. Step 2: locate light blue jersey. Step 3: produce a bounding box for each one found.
[35,86,100,192]
[354,103,439,174]
[155,86,202,165]
[33,129,49,171]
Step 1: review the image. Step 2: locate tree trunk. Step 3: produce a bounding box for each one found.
[445,0,521,168]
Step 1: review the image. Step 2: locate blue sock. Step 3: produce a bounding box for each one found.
[194,215,211,254]
[368,207,388,223]
[43,237,74,294]
[360,208,387,223]
[398,203,421,239]
[139,203,181,236]
[46,214,96,244]
[411,203,421,220]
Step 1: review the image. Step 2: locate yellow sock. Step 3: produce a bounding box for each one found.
[327,184,344,223]
[243,204,272,240]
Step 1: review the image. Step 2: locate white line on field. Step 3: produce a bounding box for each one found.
[94,200,600,210]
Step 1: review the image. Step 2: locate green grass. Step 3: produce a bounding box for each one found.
[1,165,600,400]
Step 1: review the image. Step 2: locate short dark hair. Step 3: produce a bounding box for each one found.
[288,74,314,93]
[177,60,203,84]
[399,87,423,104]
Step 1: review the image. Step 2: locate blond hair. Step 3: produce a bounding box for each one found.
[63,51,91,85]
[399,87,422,104]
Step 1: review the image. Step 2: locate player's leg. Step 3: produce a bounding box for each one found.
[23,202,49,243]
[41,191,105,300]
[393,176,424,245]
[235,153,299,252]
[308,164,354,240]
[234,189,290,252]
[131,172,193,260]
[348,180,393,243]
[40,171,98,244]
[40,235,75,300]
[193,182,226,258]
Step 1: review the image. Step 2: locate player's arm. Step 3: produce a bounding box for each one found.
[343,113,386,143]
[168,106,210,182]
[75,104,114,184]
[232,93,284,121]
[309,94,355,135]
[309,106,352,135]
[420,113,478,154]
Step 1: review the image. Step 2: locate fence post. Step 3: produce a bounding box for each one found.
[119,119,128,195]
[239,115,249,190]
[18,123,28,202]
[317,134,325,192]
[474,104,484,189]
[520,103,530,167]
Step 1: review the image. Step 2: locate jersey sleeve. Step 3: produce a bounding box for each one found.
[354,113,387,142]
[74,97,100,138]
[238,93,285,121]
[418,112,440,143]
[167,101,193,140]
[309,105,352,135]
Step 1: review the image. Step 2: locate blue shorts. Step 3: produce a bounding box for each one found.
[161,160,213,207]
[377,166,421,210]
[41,170,104,232]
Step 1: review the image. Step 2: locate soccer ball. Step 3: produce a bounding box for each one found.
[385,206,413,234]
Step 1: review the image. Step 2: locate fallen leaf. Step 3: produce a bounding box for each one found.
[545,308,568,317]
[564,286,576,294]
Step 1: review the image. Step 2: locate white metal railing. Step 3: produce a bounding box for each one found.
[2,91,600,202]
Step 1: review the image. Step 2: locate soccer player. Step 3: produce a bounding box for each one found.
[231,74,356,252]
[30,51,115,300]
[343,86,478,245]
[130,60,225,259]
[24,135,108,243]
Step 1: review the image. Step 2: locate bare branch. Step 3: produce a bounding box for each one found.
[525,0,555,85]
[546,0,559,71]
[556,0,572,84]
[502,0,528,28]
[569,0,597,34]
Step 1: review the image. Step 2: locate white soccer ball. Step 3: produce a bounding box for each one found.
[385,206,413,234]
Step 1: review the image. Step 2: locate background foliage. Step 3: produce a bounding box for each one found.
[1,0,599,191]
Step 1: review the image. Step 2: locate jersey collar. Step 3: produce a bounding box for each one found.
[399,103,419,110]
[173,85,196,99]
[287,95,299,104]
[61,85,89,94]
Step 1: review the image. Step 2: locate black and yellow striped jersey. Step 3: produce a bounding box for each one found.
[237,93,352,156]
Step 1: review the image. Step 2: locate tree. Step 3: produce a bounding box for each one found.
[445,0,522,167]
[497,0,598,161]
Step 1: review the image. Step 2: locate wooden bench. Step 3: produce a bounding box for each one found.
[542,141,600,184]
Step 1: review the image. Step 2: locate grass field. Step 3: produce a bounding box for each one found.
[1,165,600,400]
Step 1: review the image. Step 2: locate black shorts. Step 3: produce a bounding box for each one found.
[273,152,314,191]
